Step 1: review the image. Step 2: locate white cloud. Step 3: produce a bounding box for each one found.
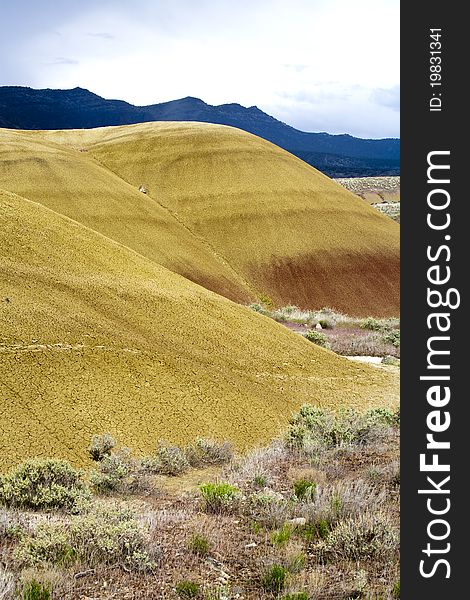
[0,0,399,137]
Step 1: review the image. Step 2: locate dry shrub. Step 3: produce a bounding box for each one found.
[14,503,157,572]
[226,441,290,490]
[299,479,387,527]
[245,490,293,529]
[0,459,90,513]
[328,329,400,357]
[184,439,233,468]
[141,441,189,476]
[318,512,399,562]
[88,433,116,462]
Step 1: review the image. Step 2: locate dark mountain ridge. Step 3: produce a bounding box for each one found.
[0,86,399,177]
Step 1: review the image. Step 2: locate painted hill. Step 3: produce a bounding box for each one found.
[0,128,251,303]
[0,188,398,469]
[0,86,400,177]
[0,122,399,316]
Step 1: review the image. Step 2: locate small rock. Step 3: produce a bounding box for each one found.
[315,323,323,330]
[245,542,257,548]
[287,517,307,527]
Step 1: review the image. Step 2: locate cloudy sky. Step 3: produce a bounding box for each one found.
[1,0,399,138]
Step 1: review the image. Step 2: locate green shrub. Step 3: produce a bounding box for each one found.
[260,564,288,593]
[286,405,396,451]
[360,317,383,331]
[317,519,331,540]
[176,580,199,598]
[304,330,329,348]
[185,439,233,467]
[141,441,189,476]
[366,407,400,428]
[293,479,317,500]
[19,580,51,600]
[253,474,267,488]
[0,458,90,513]
[248,303,270,316]
[271,523,293,546]
[187,533,210,556]
[392,579,400,598]
[383,329,400,347]
[199,482,239,514]
[281,593,309,600]
[258,294,274,310]
[300,517,331,543]
[88,433,116,461]
[319,513,399,562]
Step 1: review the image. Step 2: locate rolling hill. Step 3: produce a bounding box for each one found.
[0,86,400,177]
[0,187,399,469]
[0,122,400,316]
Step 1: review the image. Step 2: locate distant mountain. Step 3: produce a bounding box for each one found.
[0,86,399,177]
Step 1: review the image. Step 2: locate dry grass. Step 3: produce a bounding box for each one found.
[327,328,400,358]
[0,122,399,316]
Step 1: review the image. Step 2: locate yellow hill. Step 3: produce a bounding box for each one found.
[0,188,398,470]
[0,123,399,316]
[0,129,251,303]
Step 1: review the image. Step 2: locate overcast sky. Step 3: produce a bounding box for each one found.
[1,0,399,138]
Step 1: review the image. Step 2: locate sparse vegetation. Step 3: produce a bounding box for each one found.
[337,176,400,223]
[318,512,399,562]
[248,304,400,358]
[0,404,399,598]
[14,504,156,572]
[0,566,14,600]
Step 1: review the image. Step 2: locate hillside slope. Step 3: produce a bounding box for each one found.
[0,188,398,469]
[0,122,399,315]
[61,122,400,316]
[0,128,251,302]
